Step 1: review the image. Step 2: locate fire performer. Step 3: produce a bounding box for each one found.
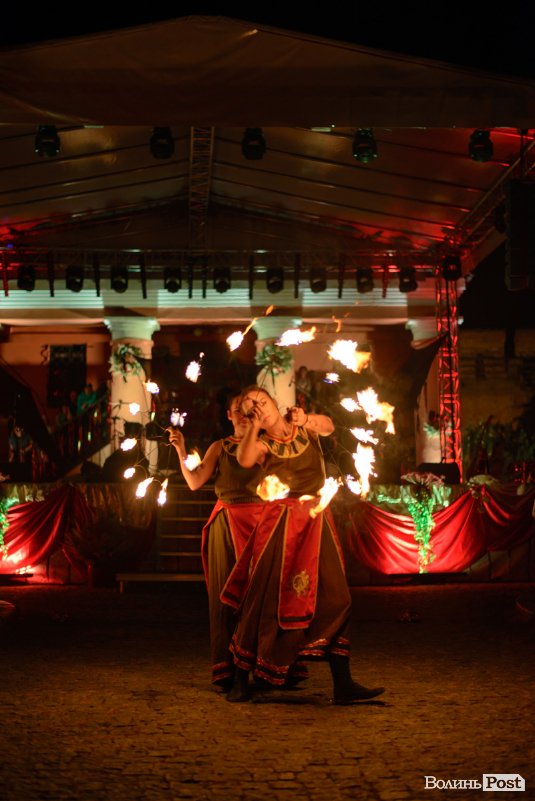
[168,395,266,689]
[223,386,385,704]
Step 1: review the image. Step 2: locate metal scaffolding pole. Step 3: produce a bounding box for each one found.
[188,127,215,251]
[435,268,463,480]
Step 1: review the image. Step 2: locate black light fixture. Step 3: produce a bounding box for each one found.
[65,265,84,292]
[266,266,284,293]
[241,128,266,160]
[352,128,378,164]
[309,266,327,293]
[17,264,35,291]
[164,266,181,293]
[150,127,174,159]
[398,266,418,293]
[441,255,462,281]
[213,267,231,293]
[469,129,493,162]
[356,267,374,293]
[35,125,60,157]
[110,265,129,293]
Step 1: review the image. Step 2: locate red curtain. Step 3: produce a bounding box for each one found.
[1,485,93,573]
[347,486,535,574]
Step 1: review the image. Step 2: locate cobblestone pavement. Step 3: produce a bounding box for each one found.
[0,581,534,801]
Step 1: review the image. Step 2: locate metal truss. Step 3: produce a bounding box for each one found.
[435,268,463,479]
[188,127,215,250]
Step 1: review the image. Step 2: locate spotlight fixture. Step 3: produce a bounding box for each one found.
[309,266,327,293]
[164,267,181,293]
[266,266,284,294]
[241,128,266,160]
[65,265,84,292]
[17,264,36,291]
[150,127,174,159]
[469,129,493,162]
[356,267,374,294]
[35,125,60,157]
[352,128,378,164]
[110,265,129,293]
[213,267,231,293]
[441,256,462,282]
[398,266,418,293]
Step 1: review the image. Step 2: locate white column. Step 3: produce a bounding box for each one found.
[253,316,302,416]
[105,317,160,473]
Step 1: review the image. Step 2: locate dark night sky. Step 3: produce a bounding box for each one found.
[2,7,534,327]
[2,7,535,78]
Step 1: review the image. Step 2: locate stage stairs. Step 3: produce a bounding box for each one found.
[116,481,215,591]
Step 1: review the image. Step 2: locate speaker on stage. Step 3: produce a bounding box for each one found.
[416,462,461,484]
[505,180,535,291]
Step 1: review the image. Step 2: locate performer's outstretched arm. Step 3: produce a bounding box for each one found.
[289,406,334,436]
[168,429,222,490]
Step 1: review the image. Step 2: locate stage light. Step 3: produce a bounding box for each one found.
[65,265,84,292]
[441,256,462,281]
[164,267,181,293]
[398,266,417,293]
[17,265,35,291]
[35,125,60,157]
[241,128,266,160]
[213,267,231,293]
[469,130,493,162]
[266,266,284,294]
[150,127,174,159]
[111,266,128,293]
[352,129,378,164]
[309,267,327,293]
[356,267,374,293]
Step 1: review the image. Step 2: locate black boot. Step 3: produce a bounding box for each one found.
[329,654,385,704]
[226,668,251,703]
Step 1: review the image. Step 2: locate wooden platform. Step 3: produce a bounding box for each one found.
[116,572,205,593]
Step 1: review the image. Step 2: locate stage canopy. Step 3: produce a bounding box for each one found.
[0,16,534,325]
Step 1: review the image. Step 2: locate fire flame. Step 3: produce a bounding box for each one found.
[121,438,137,451]
[185,353,204,383]
[183,451,202,471]
[357,388,396,434]
[301,477,342,518]
[170,409,187,427]
[257,474,290,501]
[276,326,317,347]
[352,444,376,498]
[350,427,379,445]
[157,478,169,506]
[123,467,135,478]
[135,477,154,498]
[325,372,340,383]
[144,381,160,394]
[226,331,244,352]
[340,397,359,412]
[129,402,140,415]
[345,475,362,496]
[328,340,371,373]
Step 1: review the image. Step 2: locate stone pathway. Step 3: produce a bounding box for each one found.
[0,582,533,801]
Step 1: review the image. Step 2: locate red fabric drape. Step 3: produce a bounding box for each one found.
[1,485,93,573]
[347,486,535,575]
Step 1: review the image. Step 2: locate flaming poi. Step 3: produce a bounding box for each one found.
[276,326,317,347]
[328,339,371,373]
[183,451,201,471]
[357,388,396,435]
[120,438,137,452]
[257,475,290,501]
[185,353,204,383]
[352,443,376,498]
[136,477,154,498]
[301,477,342,518]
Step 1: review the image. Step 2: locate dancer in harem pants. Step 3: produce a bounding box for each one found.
[222,386,385,704]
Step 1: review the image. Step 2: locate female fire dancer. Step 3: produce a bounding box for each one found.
[168,395,266,688]
[222,385,385,704]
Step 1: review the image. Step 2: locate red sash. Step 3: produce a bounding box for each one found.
[201,500,264,584]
